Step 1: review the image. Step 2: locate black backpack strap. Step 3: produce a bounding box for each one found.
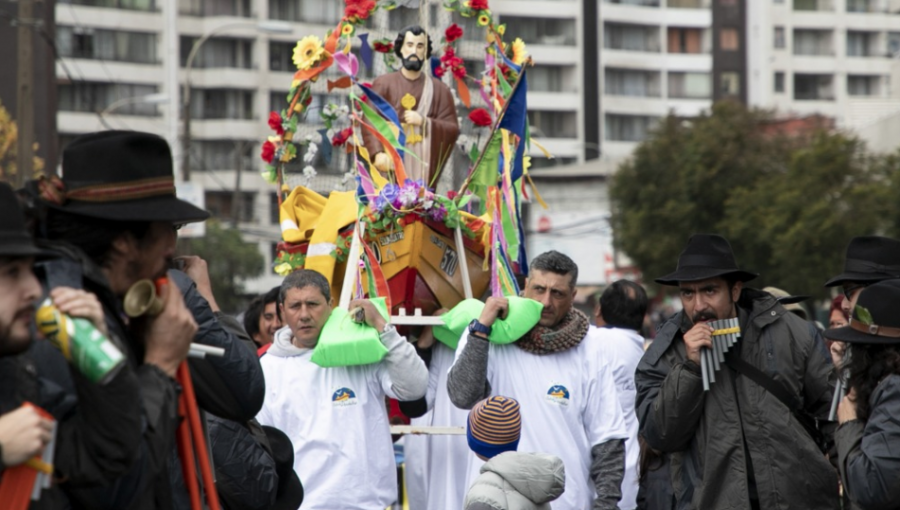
[727,355,801,411]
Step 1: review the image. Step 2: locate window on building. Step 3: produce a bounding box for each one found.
[774,72,785,92]
[668,72,711,99]
[668,27,704,54]
[181,36,253,69]
[528,157,576,170]
[498,16,576,46]
[605,68,661,97]
[270,193,280,225]
[187,140,254,172]
[179,0,250,16]
[60,0,155,11]
[528,65,573,92]
[604,22,661,52]
[794,0,832,11]
[793,29,832,56]
[667,0,707,7]
[848,75,880,96]
[774,26,785,49]
[270,42,294,72]
[388,6,420,30]
[604,114,659,142]
[58,82,160,115]
[268,0,342,24]
[794,73,834,100]
[603,0,660,6]
[56,27,157,64]
[720,28,739,51]
[720,72,741,96]
[204,191,255,223]
[189,89,255,119]
[846,31,876,57]
[890,32,900,56]
[719,0,737,5]
[527,111,578,139]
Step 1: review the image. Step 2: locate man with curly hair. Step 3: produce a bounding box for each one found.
[363,24,459,184]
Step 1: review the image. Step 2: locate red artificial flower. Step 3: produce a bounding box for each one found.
[440,46,456,64]
[445,24,463,43]
[452,64,467,80]
[470,0,489,10]
[433,65,445,78]
[268,111,284,134]
[332,127,353,147]
[344,0,376,22]
[261,140,276,164]
[373,41,394,54]
[446,190,458,200]
[468,108,492,127]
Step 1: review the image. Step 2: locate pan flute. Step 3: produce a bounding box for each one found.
[700,318,741,391]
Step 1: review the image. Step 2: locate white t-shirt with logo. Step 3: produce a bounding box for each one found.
[590,326,646,510]
[257,327,399,510]
[452,328,629,510]
[405,343,470,510]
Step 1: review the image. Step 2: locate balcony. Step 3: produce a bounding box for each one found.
[604,22,661,52]
[57,27,158,64]
[667,0,710,7]
[793,0,834,10]
[847,75,884,97]
[605,68,661,97]
[794,73,835,100]
[668,72,711,99]
[179,0,251,17]
[846,30,880,57]
[793,29,834,56]
[604,0,661,6]
[59,0,156,12]
[604,113,659,142]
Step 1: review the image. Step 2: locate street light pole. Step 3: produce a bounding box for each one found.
[98,93,169,130]
[180,20,292,182]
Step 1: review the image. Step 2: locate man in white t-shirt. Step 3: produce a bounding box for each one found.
[448,251,629,510]
[256,269,428,510]
[593,279,649,510]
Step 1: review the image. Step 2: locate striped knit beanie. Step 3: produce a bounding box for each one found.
[467,396,521,459]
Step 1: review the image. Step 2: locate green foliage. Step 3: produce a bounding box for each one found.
[610,101,895,299]
[177,220,265,314]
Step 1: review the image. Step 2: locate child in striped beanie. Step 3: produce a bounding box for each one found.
[467,396,523,460]
[464,396,566,509]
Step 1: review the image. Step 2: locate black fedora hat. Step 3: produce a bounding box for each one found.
[824,279,900,345]
[261,426,304,509]
[46,131,209,224]
[0,182,49,258]
[656,234,758,286]
[825,236,900,287]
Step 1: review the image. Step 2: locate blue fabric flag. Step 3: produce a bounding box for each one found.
[356,82,406,148]
[430,56,441,77]
[318,128,333,165]
[359,33,374,70]
[499,70,527,181]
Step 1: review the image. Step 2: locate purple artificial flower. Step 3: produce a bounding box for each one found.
[398,184,419,208]
[378,183,400,212]
[428,204,447,222]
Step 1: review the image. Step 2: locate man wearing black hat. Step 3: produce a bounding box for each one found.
[635,234,839,510]
[26,130,210,509]
[0,181,144,508]
[825,280,900,509]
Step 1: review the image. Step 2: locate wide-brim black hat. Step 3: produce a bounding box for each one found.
[656,234,758,286]
[825,236,900,287]
[0,182,52,258]
[261,426,304,509]
[47,131,209,224]
[824,279,900,345]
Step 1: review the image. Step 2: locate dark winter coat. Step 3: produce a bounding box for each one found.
[635,288,839,510]
[836,373,900,510]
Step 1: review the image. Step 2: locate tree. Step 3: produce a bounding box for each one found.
[0,100,45,184]
[610,101,892,299]
[177,220,265,314]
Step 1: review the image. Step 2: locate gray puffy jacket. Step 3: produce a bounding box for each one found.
[463,452,566,510]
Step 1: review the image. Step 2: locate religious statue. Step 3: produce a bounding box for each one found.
[363,25,460,185]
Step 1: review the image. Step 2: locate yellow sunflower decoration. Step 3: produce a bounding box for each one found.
[341,23,354,36]
[511,38,528,65]
[477,13,491,26]
[293,35,325,71]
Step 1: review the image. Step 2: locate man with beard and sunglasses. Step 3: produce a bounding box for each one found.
[634,234,839,510]
[362,24,459,185]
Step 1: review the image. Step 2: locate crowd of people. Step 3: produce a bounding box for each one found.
[2,129,900,510]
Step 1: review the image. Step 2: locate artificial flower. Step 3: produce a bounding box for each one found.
[510,38,528,65]
[293,35,325,71]
[468,108,492,127]
[373,40,394,53]
[496,23,506,36]
[445,23,464,43]
[344,0,376,22]
[341,23,354,36]
[470,0,488,9]
[268,111,284,134]
[274,262,293,276]
[261,140,276,163]
[440,46,456,64]
[332,127,353,146]
[302,165,318,182]
[434,65,445,78]
[477,13,491,27]
[428,204,447,222]
[397,185,419,208]
[452,64,467,80]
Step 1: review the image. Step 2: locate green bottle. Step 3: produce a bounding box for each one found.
[35,298,126,385]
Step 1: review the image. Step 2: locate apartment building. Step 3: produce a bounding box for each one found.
[599,0,714,160]
[747,0,900,151]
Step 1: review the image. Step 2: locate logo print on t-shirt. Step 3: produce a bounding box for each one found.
[332,387,358,407]
[546,385,570,406]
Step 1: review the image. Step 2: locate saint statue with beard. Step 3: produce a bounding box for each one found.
[363,25,460,185]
